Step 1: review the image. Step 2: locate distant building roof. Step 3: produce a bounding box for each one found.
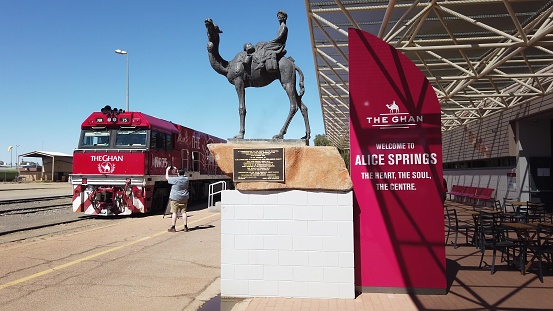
[19,151,73,158]
[18,151,72,182]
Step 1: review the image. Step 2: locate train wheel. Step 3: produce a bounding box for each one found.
[152,188,169,213]
[151,189,163,212]
[114,194,125,213]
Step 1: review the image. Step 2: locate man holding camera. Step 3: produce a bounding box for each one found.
[166,165,190,232]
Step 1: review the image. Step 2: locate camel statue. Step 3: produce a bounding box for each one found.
[204,17,311,142]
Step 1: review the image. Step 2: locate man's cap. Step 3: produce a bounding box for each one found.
[277,10,287,18]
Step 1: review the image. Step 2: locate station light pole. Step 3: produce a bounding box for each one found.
[15,145,20,178]
[8,146,12,167]
[15,145,19,167]
[115,49,129,112]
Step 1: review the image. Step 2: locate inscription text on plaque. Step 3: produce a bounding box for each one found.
[233,148,285,182]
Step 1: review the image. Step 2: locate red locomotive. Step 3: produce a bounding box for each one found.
[71,106,230,215]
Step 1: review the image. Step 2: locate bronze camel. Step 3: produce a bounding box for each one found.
[204,18,311,142]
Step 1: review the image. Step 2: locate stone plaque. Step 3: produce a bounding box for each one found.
[233,148,284,182]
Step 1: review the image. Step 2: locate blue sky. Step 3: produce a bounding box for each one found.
[0,1,323,165]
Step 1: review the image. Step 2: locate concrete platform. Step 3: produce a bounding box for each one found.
[234,200,553,310]
[2,183,553,310]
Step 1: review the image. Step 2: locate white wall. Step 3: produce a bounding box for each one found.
[220,190,354,299]
[443,93,553,202]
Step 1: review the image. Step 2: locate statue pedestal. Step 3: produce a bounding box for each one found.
[208,141,352,191]
[209,141,354,299]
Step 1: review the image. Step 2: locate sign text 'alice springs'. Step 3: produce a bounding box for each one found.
[354,141,438,191]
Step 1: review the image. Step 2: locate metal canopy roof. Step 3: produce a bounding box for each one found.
[305,0,553,149]
[19,151,73,158]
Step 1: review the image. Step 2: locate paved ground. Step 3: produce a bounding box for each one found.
[2,183,553,310]
[0,182,122,243]
[241,201,553,311]
[0,182,225,311]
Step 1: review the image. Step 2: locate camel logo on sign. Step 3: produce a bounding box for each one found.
[365,100,423,130]
[98,162,116,174]
[386,101,400,114]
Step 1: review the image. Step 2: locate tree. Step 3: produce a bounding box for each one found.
[339,148,350,172]
[313,134,350,172]
[314,134,332,146]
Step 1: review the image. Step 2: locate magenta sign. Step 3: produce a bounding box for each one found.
[349,29,446,293]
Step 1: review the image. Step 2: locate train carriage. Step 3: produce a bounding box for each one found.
[71,106,230,216]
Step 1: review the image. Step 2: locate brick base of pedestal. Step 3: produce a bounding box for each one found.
[220,190,354,299]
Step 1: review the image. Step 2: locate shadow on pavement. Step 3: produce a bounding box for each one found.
[189,224,215,231]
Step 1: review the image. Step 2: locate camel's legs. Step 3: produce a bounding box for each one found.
[299,101,311,142]
[234,79,246,139]
[274,81,299,140]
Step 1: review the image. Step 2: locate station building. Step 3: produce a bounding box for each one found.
[18,151,73,182]
[305,1,553,206]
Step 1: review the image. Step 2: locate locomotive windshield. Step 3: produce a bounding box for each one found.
[116,129,147,147]
[79,128,149,148]
[81,130,111,147]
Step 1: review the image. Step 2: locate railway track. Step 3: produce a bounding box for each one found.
[0,195,72,216]
[0,195,72,206]
[0,203,70,216]
[0,195,83,240]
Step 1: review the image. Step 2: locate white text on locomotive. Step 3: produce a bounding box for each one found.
[90,155,124,162]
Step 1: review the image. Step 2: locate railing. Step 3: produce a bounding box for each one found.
[208,180,227,208]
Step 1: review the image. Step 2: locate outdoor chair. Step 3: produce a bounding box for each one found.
[512,202,530,223]
[495,202,526,257]
[471,211,481,248]
[478,213,520,274]
[501,200,519,222]
[448,185,466,201]
[546,210,553,224]
[528,224,553,283]
[470,188,495,207]
[493,200,502,211]
[528,203,547,223]
[458,186,478,204]
[492,200,510,228]
[445,206,474,248]
[466,187,484,205]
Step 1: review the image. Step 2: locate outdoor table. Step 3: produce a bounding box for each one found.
[504,201,545,207]
[466,209,500,216]
[502,222,541,274]
[506,201,527,206]
[504,201,546,222]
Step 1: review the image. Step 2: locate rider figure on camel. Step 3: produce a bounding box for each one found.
[244,10,288,72]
